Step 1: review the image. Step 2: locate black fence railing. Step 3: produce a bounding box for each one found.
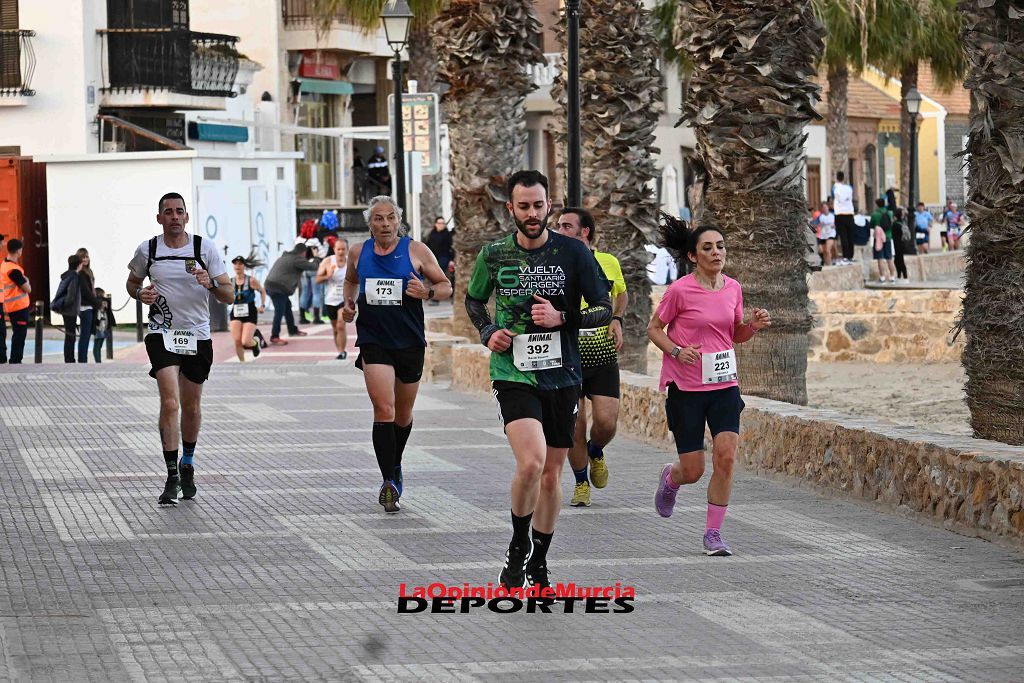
[106,0,189,31]
[98,29,240,98]
[282,0,351,26]
[0,30,36,97]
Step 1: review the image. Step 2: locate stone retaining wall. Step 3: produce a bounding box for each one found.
[432,340,1024,546]
[649,283,964,364]
[807,250,965,291]
[809,289,964,362]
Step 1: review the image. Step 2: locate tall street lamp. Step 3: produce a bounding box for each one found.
[566,0,581,207]
[381,0,413,216]
[906,87,922,215]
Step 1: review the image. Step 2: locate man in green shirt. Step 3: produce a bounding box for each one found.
[466,170,612,591]
[556,208,627,507]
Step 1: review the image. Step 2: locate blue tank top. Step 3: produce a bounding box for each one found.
[232,276,256,304]
[355,236,426,349]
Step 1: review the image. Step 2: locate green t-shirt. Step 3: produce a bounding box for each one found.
[870,207,893,240]
[467,231,611,389]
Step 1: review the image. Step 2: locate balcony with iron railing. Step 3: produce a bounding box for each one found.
[97,28,240,108]
[282,0,352,27]
[0,29,37,98]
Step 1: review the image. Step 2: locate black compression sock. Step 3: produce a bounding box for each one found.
[511,510,533,548]
[372,422,397,481]
[394,421,413,467]
[530,528,553,566]
[163,450,179,477]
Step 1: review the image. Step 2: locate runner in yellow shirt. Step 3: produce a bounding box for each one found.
[556,208,627,506]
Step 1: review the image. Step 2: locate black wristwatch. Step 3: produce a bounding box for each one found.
[612,315,624,324]
[559,311,567,324]
[427,287,435,300]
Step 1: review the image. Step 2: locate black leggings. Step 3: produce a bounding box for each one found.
[894,249,908,279]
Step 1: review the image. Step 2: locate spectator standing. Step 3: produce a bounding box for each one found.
[263,238,318,345]
[892,208,911,281]
[1,239,31,364]
[56,254,84,362]
[0,233,6,363]
[424,217,454,305]
[831,172,856,264]
[367,146,391,194]
[870,198,896,283]
[944,201,965,251]
[299,237,325,324]
[75,248,100,362]
[914,202,933,254]
[93,287,115,363]
[815,201,836,266]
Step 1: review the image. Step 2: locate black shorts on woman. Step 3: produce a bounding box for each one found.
[665,383,744,454]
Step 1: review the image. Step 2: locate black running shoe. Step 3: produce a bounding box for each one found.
[251,341,261,358]
[498,542,532,589]
[179,464,196,500]
[378,480,400,513]
[158,476,179,505]
[254,329,268,349]
[525,561,552,592]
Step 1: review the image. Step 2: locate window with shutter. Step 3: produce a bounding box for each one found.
[0,0,20,91]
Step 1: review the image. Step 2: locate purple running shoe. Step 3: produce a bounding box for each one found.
[655,464,678,518]
[703,529,732,556]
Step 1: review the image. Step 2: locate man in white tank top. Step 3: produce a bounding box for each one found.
[316,237,350,360]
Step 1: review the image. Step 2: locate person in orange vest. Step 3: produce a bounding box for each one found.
[1,238,32,364]
[0,233,6,363]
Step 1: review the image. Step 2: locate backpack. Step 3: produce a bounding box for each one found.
[50,271,79,314]
[144,234,206,278]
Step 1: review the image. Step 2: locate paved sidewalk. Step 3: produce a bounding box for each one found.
[1,362,1023,682]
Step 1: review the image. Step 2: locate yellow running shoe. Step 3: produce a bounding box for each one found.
[590,456,609,489]
[571,481,592,507]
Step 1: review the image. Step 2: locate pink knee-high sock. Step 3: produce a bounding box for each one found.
[664,466,680,490]
[706,503,727,531]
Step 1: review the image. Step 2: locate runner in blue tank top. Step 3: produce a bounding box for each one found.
[341,195,453,513]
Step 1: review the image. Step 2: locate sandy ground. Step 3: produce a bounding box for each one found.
[807,360,971,437]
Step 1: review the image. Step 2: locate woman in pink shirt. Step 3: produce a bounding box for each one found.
[647,220,771,556]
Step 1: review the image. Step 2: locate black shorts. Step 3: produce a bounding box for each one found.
[355,344,425,384]
[145,333,214,384]
[665,383,744,454]
[582,363,620,399]
[324,303,341,321]
[493,381,580,448]
[229,303,257,324]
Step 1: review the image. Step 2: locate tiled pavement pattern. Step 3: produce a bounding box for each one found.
[2,363,1024,682]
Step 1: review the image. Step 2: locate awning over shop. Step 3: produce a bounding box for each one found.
[299,78,354,96]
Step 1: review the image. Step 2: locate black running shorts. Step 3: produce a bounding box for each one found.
[492,380,580,448]
[664,383,744,454]
[582,363,620,399]
[323,303,341,321]
[355,344,425,384]
[145,333,214,384]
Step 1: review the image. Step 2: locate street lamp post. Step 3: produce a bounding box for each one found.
[566,0,581,207]
[381,0,413,217]
[906,87,922,216]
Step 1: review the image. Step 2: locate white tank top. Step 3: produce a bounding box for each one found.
[323,256,348,306]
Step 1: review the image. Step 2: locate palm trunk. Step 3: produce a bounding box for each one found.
[678,0,823,405]
[826,61,850,184]
[899,62,919,210]
[551,0,662,374]
[406,25,444,236]
[956,0,1024,444]
[434,0,544,339]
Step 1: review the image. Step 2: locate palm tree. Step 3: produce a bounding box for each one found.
[955,1,1024,444]
[677,0,824,405]
[433,0,545,339]
[811,0,870,187]
[873,0,965,207]
[550,0,663,374]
